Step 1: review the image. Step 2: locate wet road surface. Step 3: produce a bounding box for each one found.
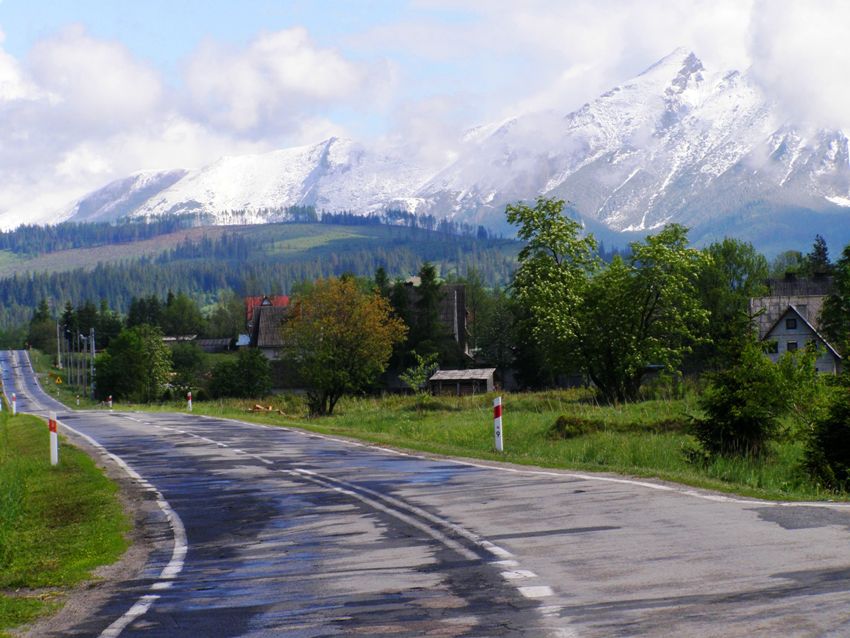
[3,349,850,637]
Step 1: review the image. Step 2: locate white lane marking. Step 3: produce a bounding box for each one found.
[46,415,188,638]
[282,468,479,561]
[518,585,554,598]
[501,569,537,580]
[99,594,160,638]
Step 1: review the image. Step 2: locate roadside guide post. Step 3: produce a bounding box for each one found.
[108,395,113,409]
[49,411,59,466]
[187,391,193,412]
[11,392,16,416]
[493,396,504,452]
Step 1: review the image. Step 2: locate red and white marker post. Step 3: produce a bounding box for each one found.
[11,392,16,416]
[48,411,58,466]
[493,396,504,452]
[107,395,113,409]
[187,391,193,412]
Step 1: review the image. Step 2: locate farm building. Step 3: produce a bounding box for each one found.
[429,368,496,396]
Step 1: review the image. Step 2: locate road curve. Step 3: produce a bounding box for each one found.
[3,349,850,637]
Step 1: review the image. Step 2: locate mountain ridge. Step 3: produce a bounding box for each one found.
[57,49,850,252]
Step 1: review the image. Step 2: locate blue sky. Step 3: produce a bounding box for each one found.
[0,0,847,225]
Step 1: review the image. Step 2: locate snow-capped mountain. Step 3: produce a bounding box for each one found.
[61,48,850,250]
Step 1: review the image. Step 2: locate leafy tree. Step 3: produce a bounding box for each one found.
[206,289,246,339]
[170,342,208,391]
[820,243,850,355]
[769,250,804,278]
[507,197,597,373]
[95,325,172,402]
[281,277,407,415]
[161,292,205,336]
[399,352,439,394]
[209,348,272,398]
[27,299,54,351]
[692,339,787,457]
[805,386,850,491]
[577,225,708,403]
[411,262,446,356]
[476,288,516,376]
[695,238,769,365]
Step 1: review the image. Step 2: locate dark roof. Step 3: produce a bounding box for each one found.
[250,305,289,349]
[194,338,233,353]
[766,275,834,297]
[763,304,842,360]
[245,295,290,324]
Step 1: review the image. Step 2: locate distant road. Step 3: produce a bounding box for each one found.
[3,349,850,637]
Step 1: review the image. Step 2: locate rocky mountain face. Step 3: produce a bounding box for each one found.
[62,48,850,251]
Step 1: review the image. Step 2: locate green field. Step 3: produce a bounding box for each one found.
[0,406,129,636]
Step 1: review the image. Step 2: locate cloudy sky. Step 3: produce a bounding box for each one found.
[0,0,847,224]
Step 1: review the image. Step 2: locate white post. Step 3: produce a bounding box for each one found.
[187,391,193,412]
[493,396,504,452]
[49,411,59,466]
[108,395,113,409]
[11,392,16,416]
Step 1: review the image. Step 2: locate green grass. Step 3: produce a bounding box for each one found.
[0,406,130,636]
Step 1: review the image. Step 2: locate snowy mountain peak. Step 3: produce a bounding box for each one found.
[59,48,850,251]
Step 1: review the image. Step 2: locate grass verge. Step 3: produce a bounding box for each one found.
[0,406,130,636]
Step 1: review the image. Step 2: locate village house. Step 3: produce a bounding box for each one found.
[245,295,290,360]
[749,273,842,373]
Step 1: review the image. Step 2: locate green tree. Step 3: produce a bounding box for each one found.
[805,386,850,491]
[170,342,208,392]
[161,292,205,336]
[209,348,272,398]
[95,325,172,402]
[803,234,831,275]
[696,238,769,365]
[820,243,850,355]
[769,250,804,278]
[693,339,787,457]
[507,197,598,374]
[281,277,407,415]
[206,289,246,338]
[26,299,54,351]
[399,352,439,394]
[577,225,708,403]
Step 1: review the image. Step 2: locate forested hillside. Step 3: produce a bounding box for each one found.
[0,220,519,330]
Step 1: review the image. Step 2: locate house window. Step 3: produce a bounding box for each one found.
[786,318,797,330]
[787,341,798,352]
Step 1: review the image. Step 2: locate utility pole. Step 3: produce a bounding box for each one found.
[56,322,63,369]
[90,327,96,400]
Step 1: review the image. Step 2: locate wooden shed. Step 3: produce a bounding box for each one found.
[429,368,496,396]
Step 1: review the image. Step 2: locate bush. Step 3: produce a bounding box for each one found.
[209,349,272,399]
[805,390,850,491]
[692,341,787,457]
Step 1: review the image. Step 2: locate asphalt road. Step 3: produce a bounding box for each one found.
[3,349,850,637]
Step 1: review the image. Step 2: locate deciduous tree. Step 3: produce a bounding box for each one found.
[281,277,407,415]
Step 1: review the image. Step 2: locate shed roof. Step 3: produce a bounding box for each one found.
[429,368,496,382]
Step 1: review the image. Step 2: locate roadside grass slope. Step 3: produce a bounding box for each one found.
[0,405,129,636]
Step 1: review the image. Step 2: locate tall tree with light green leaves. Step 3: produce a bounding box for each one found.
[577,225,709,403]
[506,197,598,374]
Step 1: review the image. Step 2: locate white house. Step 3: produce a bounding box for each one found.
[762,305,842,374]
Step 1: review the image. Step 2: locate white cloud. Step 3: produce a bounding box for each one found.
[747,0,850,130]
[28,24,163,131]
[184,27,376,136]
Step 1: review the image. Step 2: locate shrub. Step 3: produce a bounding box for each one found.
[692,341,787,457]
[209,349,272,399]
[805,390,850,491]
